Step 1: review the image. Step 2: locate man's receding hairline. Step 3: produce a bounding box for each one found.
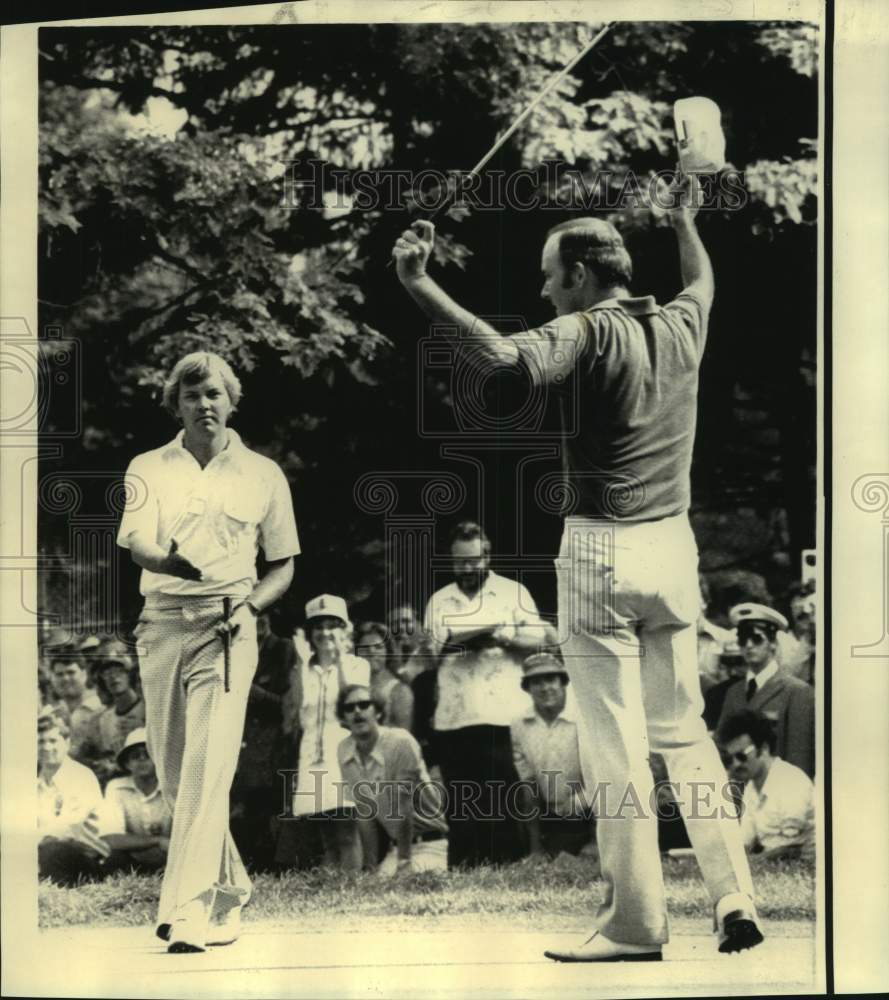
[546,218,625,247]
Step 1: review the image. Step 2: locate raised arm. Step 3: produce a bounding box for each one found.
[393,220,520,370]
[668,174,714,307]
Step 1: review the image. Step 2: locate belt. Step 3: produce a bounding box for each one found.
[143,594,242,611]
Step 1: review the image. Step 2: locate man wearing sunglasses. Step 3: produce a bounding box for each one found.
[718,710,814,859]
[717,603,815,779]
[336,684,448,876]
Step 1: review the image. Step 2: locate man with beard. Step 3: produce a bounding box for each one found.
[423,520,546,868]
[394,176,761,959]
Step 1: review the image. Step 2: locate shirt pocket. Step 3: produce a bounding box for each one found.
[165,494,206,545]
[219,494,264,554]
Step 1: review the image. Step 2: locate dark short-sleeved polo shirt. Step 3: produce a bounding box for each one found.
[510,290,709,522]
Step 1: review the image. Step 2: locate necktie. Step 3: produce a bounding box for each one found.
[746,678,757,702]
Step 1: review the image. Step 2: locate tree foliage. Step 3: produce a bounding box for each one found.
[38,20,819,624]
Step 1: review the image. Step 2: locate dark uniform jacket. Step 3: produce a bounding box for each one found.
[718,670,815,778]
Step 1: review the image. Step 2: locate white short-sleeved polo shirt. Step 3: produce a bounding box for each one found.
[117,429,300,598]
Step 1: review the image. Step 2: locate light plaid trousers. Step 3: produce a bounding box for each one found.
[135,595,256,929]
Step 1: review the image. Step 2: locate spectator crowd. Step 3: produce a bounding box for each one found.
[37,520,817,886]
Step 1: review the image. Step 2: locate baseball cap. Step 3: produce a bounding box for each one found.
[305,594,350,627]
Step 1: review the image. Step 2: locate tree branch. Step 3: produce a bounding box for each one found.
[148,244,208,284]
[132,280,207,326]
[56,73,181,106]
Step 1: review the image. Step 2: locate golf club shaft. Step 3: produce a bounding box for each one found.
[377,22,615,267]
[222,596,232,693]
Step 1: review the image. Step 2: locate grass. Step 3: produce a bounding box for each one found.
[38,853,815,930]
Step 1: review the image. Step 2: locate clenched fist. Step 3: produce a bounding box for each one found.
[392,220,435,283]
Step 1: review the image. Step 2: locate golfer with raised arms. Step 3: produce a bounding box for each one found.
[392,177,763,962]
[117,351,299,953]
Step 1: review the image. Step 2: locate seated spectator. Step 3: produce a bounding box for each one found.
[231,612,296,871]
[510,653,595,859]
[719,709,815,859]
[717,603,815,778]
[37,707,111,885]
[101,728,172,872]
[336,684,448,876]
[355,620,413,730]
[702,641,747,732]
[46,646,102,763]
[81,639,146,785]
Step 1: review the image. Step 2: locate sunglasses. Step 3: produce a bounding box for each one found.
[723,744,758,765]
[343,700,373,715]
[737,629,769,647]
